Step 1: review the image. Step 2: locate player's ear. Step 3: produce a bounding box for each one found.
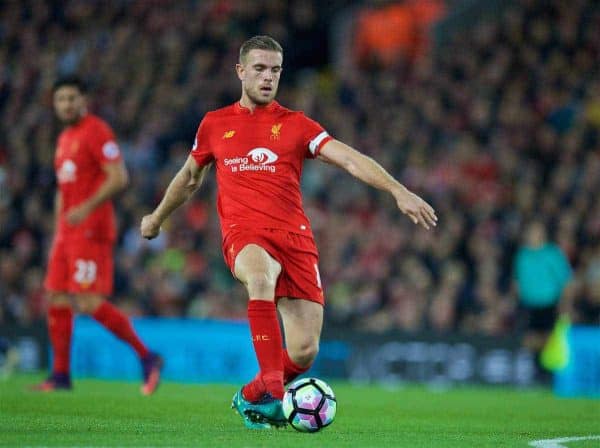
[235,63,244,81]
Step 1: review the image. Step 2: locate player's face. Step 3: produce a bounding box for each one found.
[53,86,86,125]
[237,49,283,105]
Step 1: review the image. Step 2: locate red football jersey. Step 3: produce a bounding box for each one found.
[190,101,333,236]
[54,114,121,242]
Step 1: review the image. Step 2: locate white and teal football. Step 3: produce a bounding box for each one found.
[282,377,337,432]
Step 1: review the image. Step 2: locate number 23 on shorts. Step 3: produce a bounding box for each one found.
[74,258,97,288]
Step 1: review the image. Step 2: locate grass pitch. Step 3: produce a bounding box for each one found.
[1,374,599,447]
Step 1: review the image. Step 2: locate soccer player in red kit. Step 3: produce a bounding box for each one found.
[141,36,436,428]
[34,76,163,394]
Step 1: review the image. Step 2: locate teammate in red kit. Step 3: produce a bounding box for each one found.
[141,36,436,427]
[34,76,163,394]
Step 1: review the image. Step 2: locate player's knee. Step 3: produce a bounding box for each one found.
[245,273,277,299]
[47,294,71,307]
[74,295,104,314]
[290,341,319,367]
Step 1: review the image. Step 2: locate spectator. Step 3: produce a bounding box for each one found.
[353,0,446,68]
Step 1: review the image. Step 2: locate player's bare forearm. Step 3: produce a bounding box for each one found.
[152,157,209,223]
[318,139,437,229]
[141,157,209,240]
[317,140,400,192]
[152,167,193,223]
[87,163,128,210]
[65,162,128,224]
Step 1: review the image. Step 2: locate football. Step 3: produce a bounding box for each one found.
[282,377,337,432]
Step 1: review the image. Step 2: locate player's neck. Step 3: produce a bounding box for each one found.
[62,111,87,127]
[239,95,273,113]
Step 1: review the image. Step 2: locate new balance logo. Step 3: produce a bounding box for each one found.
[223,130,236,139]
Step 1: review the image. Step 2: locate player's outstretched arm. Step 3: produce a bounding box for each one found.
[65,160,128,225]
[140,156,210,240]
[318,139,437,230]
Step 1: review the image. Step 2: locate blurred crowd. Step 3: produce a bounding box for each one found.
[1,0,600,335]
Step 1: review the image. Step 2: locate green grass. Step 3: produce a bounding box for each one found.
[1,374,599,447]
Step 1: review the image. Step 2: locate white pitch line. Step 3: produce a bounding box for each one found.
[529,435,600,447]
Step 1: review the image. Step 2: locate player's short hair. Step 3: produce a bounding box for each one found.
[239,35,283,63]
[52,75,87,94]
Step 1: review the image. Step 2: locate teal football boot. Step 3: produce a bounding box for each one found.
[231,389,287,429]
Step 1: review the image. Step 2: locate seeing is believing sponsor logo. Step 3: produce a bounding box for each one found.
[224,148,278,173]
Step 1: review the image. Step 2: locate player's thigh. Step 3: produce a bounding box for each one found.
[234,243,282,285]
[66,241,113,296]
[47,292,72,307]
[273,231,324,304]
[278,297,323,350]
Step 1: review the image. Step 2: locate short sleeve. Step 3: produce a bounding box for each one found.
[298,113,333,159]
[89,121,122,164]
[190,117,215,166]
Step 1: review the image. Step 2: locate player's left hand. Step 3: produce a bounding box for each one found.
[393,188,437,230]
[65,203,93,224]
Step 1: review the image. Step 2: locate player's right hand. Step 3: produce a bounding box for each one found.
[393,188,437,230]
[140,214,162,240]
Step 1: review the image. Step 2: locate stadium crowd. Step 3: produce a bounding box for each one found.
[1,0,599,335]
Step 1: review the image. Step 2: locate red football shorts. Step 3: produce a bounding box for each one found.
[44,238,113,296]
[223,228,324,305]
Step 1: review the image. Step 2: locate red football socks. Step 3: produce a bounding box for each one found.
[48,305,73,375]
[244,299,284,400]
[243,350,309,399]
[92,301,149,359]
[242,372,265,402]
[283,349,310,385]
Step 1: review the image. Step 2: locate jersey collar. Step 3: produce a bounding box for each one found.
[234,100,280,115]
[66,113,90,130]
